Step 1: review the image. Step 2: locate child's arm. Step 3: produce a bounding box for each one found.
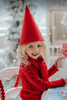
[48,64,59,78]
[48,58,63,78]
[19,64,65,92]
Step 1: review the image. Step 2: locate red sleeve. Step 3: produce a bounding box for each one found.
[48,64,59,78]
[19,64,65,92]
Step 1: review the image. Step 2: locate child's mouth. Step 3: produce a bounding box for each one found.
[32,53,39,56]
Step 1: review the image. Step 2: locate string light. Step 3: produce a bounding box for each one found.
[63,34,65,37]
[61,21,63,23]
[13,59,16,62]
[53,27,55,29]
[49,42,51,45]
[49,33,51,35]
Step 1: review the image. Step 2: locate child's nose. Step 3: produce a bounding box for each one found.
[34,47,38,52]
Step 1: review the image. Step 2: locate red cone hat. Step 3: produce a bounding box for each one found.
[19,5,44,46]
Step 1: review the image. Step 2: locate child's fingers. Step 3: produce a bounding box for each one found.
[57,57,65,61]
[55,60,58,68]
[55,57,65,68]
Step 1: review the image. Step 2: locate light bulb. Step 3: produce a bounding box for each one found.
[63,34,65,37]
[49,33,51,35]
[13,59,16,62]
[49,42,51,44]
[53,27,55,29]
[56,47,58,49]
[61,21,63,23]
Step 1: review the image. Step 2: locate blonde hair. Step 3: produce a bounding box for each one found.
[17,41,48,67]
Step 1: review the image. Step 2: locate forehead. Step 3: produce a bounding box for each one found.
[27,41,42,45]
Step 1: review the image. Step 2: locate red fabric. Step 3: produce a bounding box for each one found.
[18,56,65,100]
[19,5,44,46]
[14,74,20,87]
[60,43,67,57]
[0,79,5,100]
[48,64,59,77]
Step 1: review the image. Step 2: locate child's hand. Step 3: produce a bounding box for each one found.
[54,57,65,68]
[64,78,67,84]
[54,59,58,68]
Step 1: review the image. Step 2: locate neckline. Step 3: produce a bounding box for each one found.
[28,55,44,62]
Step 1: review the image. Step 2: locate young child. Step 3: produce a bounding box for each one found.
[14,5,67,100]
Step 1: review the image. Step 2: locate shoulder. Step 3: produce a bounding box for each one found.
[19,63,33,75]
[19,62,32,70]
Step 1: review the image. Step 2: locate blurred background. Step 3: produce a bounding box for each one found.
[0,0,47,68]
[0,0,67,99]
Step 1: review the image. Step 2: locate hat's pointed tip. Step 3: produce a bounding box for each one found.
[25,5,29,12]
[26,5,28,10]
[26,5,27,7]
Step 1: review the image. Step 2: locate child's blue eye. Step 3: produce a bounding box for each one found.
[38,45,42,47]
[29,45,33,48]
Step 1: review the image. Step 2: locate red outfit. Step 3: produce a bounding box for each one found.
[15,56,65,100]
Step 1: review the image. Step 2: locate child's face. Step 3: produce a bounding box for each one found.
[25,41,43,59]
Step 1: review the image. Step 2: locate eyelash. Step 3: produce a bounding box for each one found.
[37,45,42,47]
[29,45,33,48]
[29,45,41,48]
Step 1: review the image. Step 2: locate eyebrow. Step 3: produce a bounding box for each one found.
[28,43,42,45]
[28,44,33,46]
[27,44,33,47]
